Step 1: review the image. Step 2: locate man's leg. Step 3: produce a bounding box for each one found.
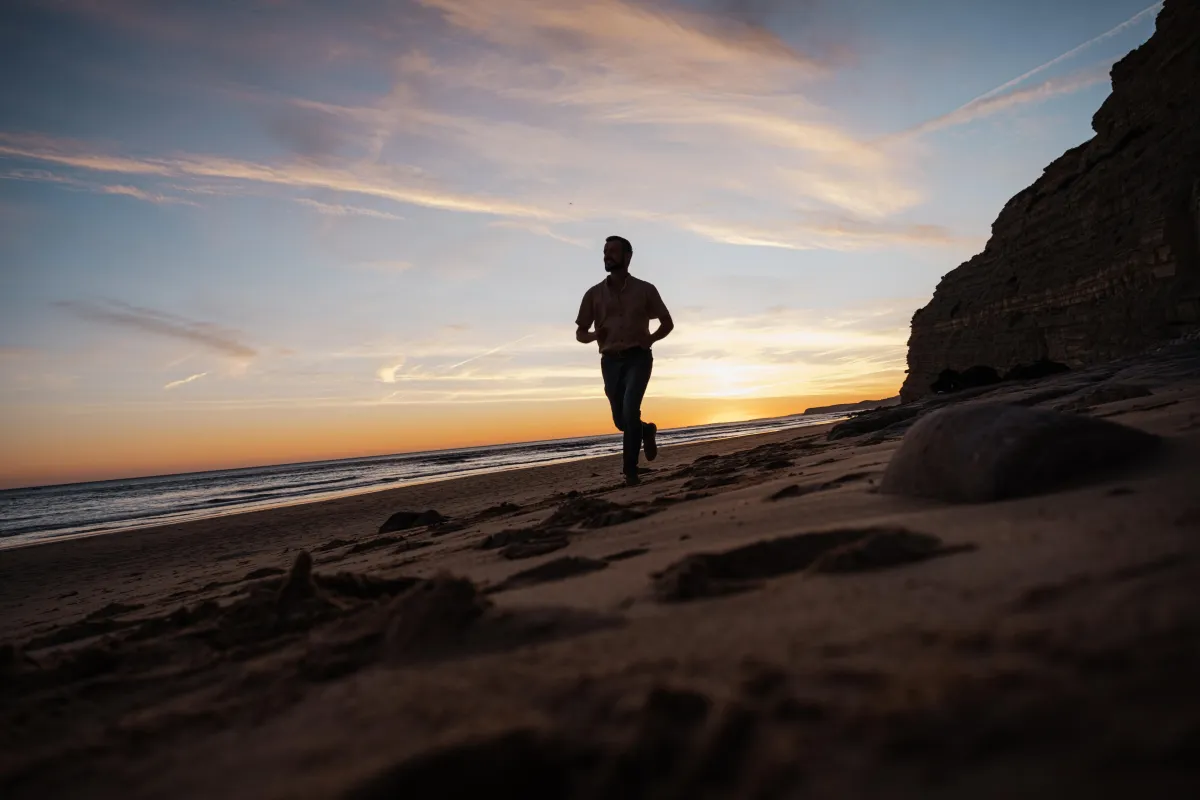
[601,355,625,433]
[620,350,653,477]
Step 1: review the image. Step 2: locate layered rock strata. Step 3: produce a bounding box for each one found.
[901,0,1200,401]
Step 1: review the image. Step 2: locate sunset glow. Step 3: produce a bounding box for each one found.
[0,0,1160,488]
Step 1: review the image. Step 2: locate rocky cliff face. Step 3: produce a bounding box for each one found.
[900,0,1200,402]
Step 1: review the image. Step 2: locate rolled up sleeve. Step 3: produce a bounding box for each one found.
[647,285,670,320]
[575,290,594,328]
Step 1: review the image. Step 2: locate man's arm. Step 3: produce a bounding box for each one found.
[575,291,598,344]
[648,286,674,344]
[650,313,674,343]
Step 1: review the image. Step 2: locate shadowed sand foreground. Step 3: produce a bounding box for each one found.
[2,341,1200,799]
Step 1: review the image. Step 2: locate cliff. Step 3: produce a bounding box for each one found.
[804,397,900,415]
[900,0,1200,402]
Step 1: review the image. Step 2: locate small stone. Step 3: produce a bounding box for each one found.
[379,509,447,534]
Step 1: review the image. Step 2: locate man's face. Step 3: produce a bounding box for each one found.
[603,240,627,273]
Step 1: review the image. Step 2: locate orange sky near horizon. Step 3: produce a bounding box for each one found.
[0,386,897,489]
[1,0,1161,491]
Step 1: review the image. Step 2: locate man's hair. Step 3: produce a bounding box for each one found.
[605,235,633,259]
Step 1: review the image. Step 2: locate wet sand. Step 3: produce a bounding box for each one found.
[2,342,1200,799]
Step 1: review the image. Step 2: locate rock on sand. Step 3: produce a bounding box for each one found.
[880,403,1159,503]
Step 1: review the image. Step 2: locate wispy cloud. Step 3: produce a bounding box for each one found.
[416,0,822,91]
[57,300,258,360]
[164,372,208,390]
[99,183,198,205]
[347,305,911,405]
[1,0,968,284]
[0,0,954,256]
[665,213,980,252]
[0,133,563,220]
[1,167,198,206]
[295,197,404,221]
[376,360,406,384]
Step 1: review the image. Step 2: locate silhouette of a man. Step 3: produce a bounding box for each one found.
[576,235,674,485]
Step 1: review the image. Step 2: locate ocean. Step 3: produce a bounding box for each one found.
[0,413,844,550]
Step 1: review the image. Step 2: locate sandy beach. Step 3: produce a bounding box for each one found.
[2,341,1199,798]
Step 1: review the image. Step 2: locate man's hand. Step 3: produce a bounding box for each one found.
[576,325,598,344]
[649,313,674,344]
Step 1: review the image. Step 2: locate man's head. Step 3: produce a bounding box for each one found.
[603,235,633,273]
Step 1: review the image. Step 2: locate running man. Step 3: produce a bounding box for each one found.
[575,235,674,485]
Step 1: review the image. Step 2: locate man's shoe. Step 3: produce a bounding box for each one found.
[643,422,658,461]
[624,471,641,487]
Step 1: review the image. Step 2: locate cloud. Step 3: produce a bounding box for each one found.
[0,134,174,176]
[164,372,208,390]
[295,197,405,220]
[334,3,924,236]
[0,133,563,220]
[345,305,912,405]
[376,360,406,383]
[1,167,198,205]
[417,0,822,92]
[42,305,909,410]
[99,183,198,205]
[57,300,258,360]
[1,2,965,254]
[665,213,979,252]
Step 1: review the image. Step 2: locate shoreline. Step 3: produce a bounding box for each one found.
[0,420,837,566]
[0,410,843,493]
[0,415,843,553]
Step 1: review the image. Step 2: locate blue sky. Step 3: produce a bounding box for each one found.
[0,0,1162,486]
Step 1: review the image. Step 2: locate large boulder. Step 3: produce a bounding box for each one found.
[879,404,1159,503]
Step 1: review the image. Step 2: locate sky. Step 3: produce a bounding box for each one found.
[0,0,1163,488]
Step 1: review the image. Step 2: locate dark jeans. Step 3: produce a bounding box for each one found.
[601,347,653,475]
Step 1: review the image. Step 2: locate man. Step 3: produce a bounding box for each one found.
[575,235,674,486]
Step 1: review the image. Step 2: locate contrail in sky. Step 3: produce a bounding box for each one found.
[905,2,1161,137]
[164,372,208,390]
[969,2,1162,106]
[446,334,535,371]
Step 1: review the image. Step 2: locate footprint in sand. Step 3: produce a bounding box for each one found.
[653,527,971,602]
[487,556,609,593]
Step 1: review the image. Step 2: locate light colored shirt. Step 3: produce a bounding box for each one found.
[576,273,670,353]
